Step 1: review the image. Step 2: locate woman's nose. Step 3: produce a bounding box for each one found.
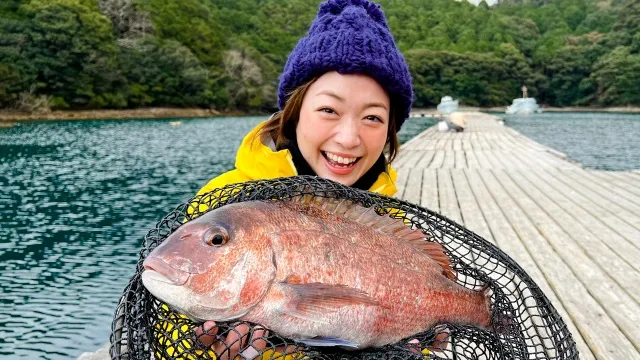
[334,118,361,149]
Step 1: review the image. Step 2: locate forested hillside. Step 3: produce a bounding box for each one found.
[1,0,638,112]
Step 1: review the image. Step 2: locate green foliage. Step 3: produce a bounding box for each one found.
[590,46,640,105]
[138,0,226,67]
[407,47,544,107]
[576,11,616,34]
[0,0,639,110]
[542,45,598,105]
[0,63,23,106]
[19,0,123,108]
[119,37,214,107]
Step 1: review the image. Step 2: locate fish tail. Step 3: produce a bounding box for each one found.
[480,285,493,329]
[482,286,517,335]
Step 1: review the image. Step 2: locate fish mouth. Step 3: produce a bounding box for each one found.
[143,257,191,286]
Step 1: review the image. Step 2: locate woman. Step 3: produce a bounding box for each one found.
[173,0,414,358]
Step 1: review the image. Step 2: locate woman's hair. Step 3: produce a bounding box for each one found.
[257,77,401,165]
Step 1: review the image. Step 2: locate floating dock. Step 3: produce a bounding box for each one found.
[395,112,640,360]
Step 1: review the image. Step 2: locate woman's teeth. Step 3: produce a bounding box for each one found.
[325,152,358,166]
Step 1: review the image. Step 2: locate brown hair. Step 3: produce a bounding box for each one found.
[257,78,401,165]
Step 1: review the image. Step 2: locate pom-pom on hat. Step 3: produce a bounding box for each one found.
[278,0,413,130]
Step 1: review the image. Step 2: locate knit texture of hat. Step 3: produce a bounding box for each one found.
[278,0,413,130]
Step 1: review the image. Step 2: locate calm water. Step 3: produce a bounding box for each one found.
[0,115,436,359]
[502,112,640,171]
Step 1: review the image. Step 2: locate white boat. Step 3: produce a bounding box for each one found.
[437,96,459,114]
[505,97,542,115]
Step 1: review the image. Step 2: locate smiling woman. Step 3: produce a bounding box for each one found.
[195,0,413,202]
[254,71,398,190]
[293,72,390,186]
[167,0,414,358]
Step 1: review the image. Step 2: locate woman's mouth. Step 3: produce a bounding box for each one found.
[322,151,361,175]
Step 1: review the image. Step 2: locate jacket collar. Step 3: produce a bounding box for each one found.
[235,121,398,196]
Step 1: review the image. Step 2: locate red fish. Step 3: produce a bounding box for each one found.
[142,196,494,349]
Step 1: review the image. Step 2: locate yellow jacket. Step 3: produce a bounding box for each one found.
[195,121,398,203]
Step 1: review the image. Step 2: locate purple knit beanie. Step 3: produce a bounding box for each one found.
[278,0,413,130]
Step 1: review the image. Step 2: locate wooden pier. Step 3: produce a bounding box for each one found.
[394,112,640,360]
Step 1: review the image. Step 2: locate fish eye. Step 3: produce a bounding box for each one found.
[204,227,229,247]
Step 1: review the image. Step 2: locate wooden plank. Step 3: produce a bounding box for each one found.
[514,168,640,273]
[494,150,518,170]
[436,169,462,224]
[454,150,466,169]
[420,169,439,212]
[508,143,578,171]
[464,149,480,169]
[402,127,432,149]
[414,151,436,169]
[395,113,640,359]
[495,169,640,351]
[575,170,640,208]
[618,171,640,187]
[463,169,595,360]
[479,169,640,359]
[508,172,640,304]
[429,150,445,169]
[453,138,462,151]
[469,134,480,152]
[435,138,447,151]
[402,167,423,205]
[546,169,640,234]
[395,150,422,169]
[589,171,640,198]
[394,167,410,200]
[473,150,493,169]
[449,169,493,242]
[441,149,456,169]
[392,152,411,169]
[482,148,506,170]
[424,137,438,151]
[533,168,640,248]
[612,170,640,193]
[462,134,474,151]
[482,132,496,150]
[560,169,640,217]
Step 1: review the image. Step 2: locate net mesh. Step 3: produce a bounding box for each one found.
[109,176,578,360]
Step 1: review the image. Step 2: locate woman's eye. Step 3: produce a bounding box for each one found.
[365,115,383,123]
[319,107,336,114]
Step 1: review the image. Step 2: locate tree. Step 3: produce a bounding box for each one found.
[139,0,226,67]
[3,0,640,111]
[590,46,640,105]
[119,37,214,107]
[20,0,124,108]
[98,0,154,39]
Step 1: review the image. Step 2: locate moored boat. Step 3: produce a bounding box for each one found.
[437,96,459,114]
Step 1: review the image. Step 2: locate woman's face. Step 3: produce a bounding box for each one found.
[296,71,390,186]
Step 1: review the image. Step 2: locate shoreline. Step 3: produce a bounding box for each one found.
[411,106,640,115]
[0,107,264,123]
[2,105,640,125]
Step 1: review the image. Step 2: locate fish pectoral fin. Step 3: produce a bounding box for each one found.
[281,281,378,320]
[295,336,359,348]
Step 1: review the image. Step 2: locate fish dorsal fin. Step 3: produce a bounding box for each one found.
[286,196,455,280]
